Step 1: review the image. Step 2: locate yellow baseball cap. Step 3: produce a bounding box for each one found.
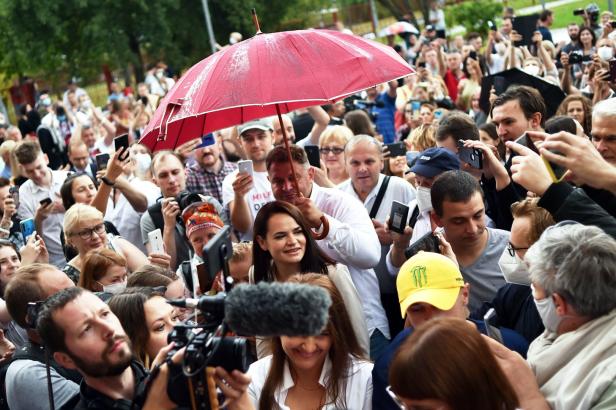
[397,252,464,317]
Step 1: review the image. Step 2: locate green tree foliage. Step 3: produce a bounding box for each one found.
[447,0,502,37]
[0,0,326,85]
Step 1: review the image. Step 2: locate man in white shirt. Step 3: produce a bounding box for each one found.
[222,119,275,241]
[15,141,69,267]
[265,145,390,359]
[338,135,416,337]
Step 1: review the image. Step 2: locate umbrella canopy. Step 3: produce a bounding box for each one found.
[140,29,414,151]
[378,21,420,37]
[479,68,566,119]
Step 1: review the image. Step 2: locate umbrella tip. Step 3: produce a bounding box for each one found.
[251,8,262,34]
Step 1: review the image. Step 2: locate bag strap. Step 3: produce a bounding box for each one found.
[369,176,391,219]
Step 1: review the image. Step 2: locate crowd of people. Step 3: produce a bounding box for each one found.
[0,2,615,409]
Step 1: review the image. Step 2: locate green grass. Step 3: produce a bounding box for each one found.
[549,0,610,29]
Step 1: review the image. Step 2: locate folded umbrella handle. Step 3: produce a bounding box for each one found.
[311,215,329,240]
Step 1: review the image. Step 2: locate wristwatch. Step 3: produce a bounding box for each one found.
[101,177,116,187]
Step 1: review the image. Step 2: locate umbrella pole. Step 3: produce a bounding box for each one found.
[275,104,301,196]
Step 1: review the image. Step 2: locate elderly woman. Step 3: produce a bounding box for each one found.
[318,125,353,185]
[62,203,148,283]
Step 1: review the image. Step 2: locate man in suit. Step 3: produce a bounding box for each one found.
[68,139,97,179]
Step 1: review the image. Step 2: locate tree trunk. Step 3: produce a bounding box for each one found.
[128,34,145,83]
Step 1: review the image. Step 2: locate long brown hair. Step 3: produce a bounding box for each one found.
[389,317,519,410]
[258,274,365,410]
[108,287,163,366]
[252,201,335,283]
[555,94,592,136]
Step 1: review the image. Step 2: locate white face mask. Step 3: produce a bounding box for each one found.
[531,284,562,334]
[416,186,432,213]
[155,70,164,79]
[134,153,152,177]
[598,46,614,61]
[102,281,127,295]
[523,65,541,77]
[498,248,530,285]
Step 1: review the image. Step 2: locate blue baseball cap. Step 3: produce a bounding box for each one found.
[410,147,460,178]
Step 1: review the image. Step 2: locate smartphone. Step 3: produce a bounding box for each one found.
[304,146,321,168]
[411,100,421,119]
[610,59,616,83]
[417,61,426,69]
[433,109,443,121]
[237,160,254,176]
[148,229,164,253]
[483,308,504,343]
[203,226,233,291]
[611,21,616,29]
[404,231,440,259]
[196,262,213,294]
[456,141,483,169]
[388,201,410,234]
[542,156,568,183]
[408,206,420,228]
[514,133,539,154]
[20,218,35,242]
[95,153,110,170]
[39,198,52,207]
[385,142,407,158]
[114,133,130,161]
[9,186,19,209]
[469,50,478,60]
[488,20,497,31]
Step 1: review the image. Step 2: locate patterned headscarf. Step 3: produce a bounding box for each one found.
[182,202,224,238]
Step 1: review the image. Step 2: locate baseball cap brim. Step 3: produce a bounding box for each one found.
[399,287,461,317]
[409,163,443,178]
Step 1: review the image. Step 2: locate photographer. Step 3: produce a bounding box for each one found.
[140,150,225,270]
[36,287,252,410]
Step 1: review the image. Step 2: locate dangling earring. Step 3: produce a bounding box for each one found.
[144,354,151,369]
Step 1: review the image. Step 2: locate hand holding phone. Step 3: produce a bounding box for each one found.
[39,198,53,207]
[237,160,254,177]
[388,201,410,234]
[457,140,483,169]
[404,231,440,259]
[483,308,504,343]
[96,153,110,170]
[20,218,36,242]
[148,229,164,254]
[385,142,407,158]
[114,134,130,161]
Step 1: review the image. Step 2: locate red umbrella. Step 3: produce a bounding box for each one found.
[140,28,413,152]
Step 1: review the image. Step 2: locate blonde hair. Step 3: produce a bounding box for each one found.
[230,241,252,263]
[63,203,104,241]
[409,125,436,152]
[319,125,354,148]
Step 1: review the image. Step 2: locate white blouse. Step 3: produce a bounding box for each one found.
[247,354,373,410]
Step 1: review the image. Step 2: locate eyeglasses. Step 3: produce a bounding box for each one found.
[507,242,529,257]
[386,386,407,409]
[71,223,106,240]
[319,147,345,155]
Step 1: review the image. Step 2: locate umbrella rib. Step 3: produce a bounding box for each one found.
[172,117,187,151]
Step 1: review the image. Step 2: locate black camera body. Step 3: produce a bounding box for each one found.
[568,51,592,64]
[164,226,248,409]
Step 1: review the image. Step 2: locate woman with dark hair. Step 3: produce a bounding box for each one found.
[108,287,181,368]
[556,94,592,136]
[389,317,519,410]
[344,110,376,138]
[247,274,372,410]
[478,122,506,160]
[251,201,369,357]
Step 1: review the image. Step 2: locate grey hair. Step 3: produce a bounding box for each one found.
[592,98,616,123]
[525,224,616,318]
[344,134,383,156]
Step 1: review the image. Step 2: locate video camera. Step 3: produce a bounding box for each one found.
[165,225,249,409]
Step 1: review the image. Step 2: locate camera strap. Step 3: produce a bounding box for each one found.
[369,176,391,220]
